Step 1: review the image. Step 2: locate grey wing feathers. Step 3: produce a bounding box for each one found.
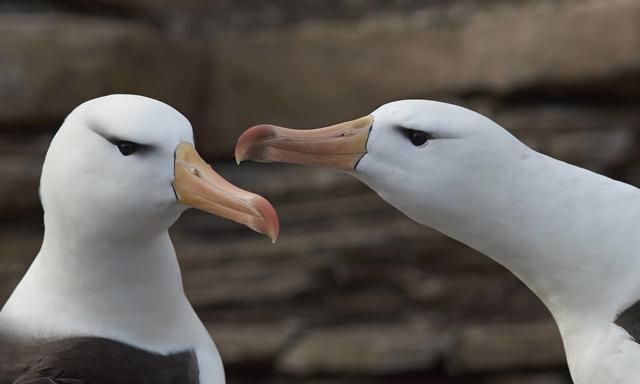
[1,335,199,384]
[616,300,640,342]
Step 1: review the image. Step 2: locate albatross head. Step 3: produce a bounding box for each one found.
[235,99,529,230]
[42,94,279,242]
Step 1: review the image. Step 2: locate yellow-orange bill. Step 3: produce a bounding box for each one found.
[235,115,374,171]
[173,142,279,242]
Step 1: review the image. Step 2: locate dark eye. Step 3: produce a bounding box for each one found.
[115,141,139,156]
[402,129,431,146]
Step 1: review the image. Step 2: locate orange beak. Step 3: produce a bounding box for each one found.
[235,115,374,171]
[173,142,279,242]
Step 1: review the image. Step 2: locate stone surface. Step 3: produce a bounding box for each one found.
[0,14,204,128]
[449,322,566,373]
[0,155,42,218]
[401,273,550,324]
[276,317,449,375]
[0,135,50,218]
[207,320,301,365]
[494,106,640,134]
[75,0,213,16]
[184,258,319,306]
[547,129,635,172]
[484,372,570,384]
[174,203,432,307]
[0,231,41,304]
[494,105,640,173]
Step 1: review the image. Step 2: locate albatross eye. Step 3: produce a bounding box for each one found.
[115,141,139,156]
[401,129,431,146]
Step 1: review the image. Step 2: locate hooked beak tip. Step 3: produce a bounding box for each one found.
[251,195,280,243]
[174,142,280,243]
[235,124,278,163]
[233,116,373,170]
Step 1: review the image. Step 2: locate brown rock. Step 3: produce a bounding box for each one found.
[495,106,640,134]
[205,162,365,205]
[207,320,301,365]
[484,372,570,384]
[0,154,41,218]
[276,317,449,375]
[74,0,213,16]
[261,381,357,384]
[0,135,50,218]
[0,14,204,128]
[401,273,550,324]
[449,322,566,373]
[175,209,428,307]
[495,105,640,156]
[175,207,429,266]
[0,231,41,303]
[184,261,318,307]
[547,129,635,172]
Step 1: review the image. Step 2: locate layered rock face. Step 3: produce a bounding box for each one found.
[1,1,639,383]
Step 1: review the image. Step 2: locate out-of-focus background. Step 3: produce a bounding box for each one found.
[1,0,639,383]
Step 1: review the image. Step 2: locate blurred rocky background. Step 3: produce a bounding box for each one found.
[1,0,639,383]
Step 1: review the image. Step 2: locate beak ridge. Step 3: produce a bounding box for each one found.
[235,115,374,171]
[174,142,280,242]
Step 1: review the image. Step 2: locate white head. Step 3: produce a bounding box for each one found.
[42,94,279,243]
[235,100,531,234]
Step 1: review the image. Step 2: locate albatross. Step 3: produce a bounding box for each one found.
[0,94,279,384]
[235,99,640,384]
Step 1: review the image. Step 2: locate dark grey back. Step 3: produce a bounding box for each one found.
[0,332,199,384]
[616,300,640,343]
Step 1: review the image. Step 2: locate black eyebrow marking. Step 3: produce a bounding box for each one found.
[394,125,433,135]
[397,126,434,137]
[86,123,155,152]
[105,136,153,150]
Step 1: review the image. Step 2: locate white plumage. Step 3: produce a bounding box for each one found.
[1,94,279,384]
[236,99,640,384]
